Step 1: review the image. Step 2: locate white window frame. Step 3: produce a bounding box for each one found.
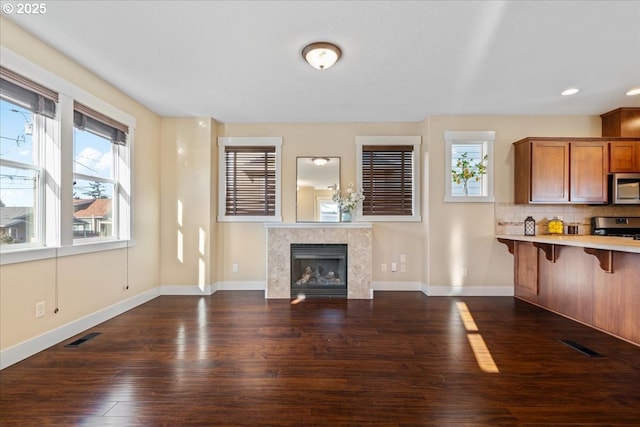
[444,131,495,203]
[356,136,422,222]
[217,136,282,223]
[0,47,135,265]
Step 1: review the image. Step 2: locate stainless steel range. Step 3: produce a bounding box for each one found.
[591,216,640,239]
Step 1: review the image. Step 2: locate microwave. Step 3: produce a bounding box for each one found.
[610,173,640,205]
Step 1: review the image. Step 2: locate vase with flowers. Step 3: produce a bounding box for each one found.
[452,152,488,196]
[331,182,364,222]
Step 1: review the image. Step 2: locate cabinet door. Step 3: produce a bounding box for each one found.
[610,141,639,172]
[530,141,569,202]
[570,141,608,203]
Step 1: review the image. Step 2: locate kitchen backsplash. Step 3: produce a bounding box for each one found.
[495,203,640,235]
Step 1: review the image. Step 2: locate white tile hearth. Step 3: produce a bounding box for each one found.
[265,223,373,299]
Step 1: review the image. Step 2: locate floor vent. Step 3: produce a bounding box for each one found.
[560,339,603,357]
[65,332,100,347]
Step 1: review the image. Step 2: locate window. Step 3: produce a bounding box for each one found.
[0,66,57,248]
[1,50,135,264]
[356,136,421,222]
[218,137,282,222]
[73,102,128,241]
[444,131,495,203]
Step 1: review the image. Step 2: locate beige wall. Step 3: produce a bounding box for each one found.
[0,17,161,350]
[425,115,601,288]
[1,15,609,356]
[215,122,428,284]
[159,118,217,288]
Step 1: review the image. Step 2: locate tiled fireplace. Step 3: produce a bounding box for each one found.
[265,223,373,299]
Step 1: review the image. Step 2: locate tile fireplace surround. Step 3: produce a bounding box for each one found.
[265,223,373,299]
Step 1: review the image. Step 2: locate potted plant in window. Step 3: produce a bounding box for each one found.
[452,152,488,196]
[331,182,364,222]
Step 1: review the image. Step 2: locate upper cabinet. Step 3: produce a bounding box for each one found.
[514,138,608,204]
[601,108,640,138]
[609,141,640,172]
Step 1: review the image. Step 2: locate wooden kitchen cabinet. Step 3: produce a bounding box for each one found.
[609,141,640,172]
[514,137,608,204]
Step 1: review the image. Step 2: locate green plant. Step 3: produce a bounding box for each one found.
[452,152,488,195]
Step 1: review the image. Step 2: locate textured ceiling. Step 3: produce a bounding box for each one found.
[4,0,640,122]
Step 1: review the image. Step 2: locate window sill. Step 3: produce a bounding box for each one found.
[217,216,283,223]
[0,239,135,266]
[356,215,422,222]
[444,196,496,203]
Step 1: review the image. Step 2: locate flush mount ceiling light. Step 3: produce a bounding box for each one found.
[626,88,640,96]
[311,157,330,166]
[302,42,341,70]
[561,88,579,96]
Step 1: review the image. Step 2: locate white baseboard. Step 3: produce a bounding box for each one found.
[372,281,424,291]
[0,287,159,370]
[215,281,265,291]
[159,284,215,295]
[425,285,514,296]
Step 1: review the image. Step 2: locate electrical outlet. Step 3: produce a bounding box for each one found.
[391,262,397,272]
[232,263,239,273]
[381,263,387,272]
[400,264,406,273]
[35,301,45,318]
[400,254,406,263]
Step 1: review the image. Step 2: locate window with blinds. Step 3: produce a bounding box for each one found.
[224,146,276,216]
[0,66,58,119]
[361,145,414,216]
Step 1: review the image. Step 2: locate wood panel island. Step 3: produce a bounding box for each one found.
[497,234,640,346]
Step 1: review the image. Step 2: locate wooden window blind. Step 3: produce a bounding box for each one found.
[361,145,413,216]
[74,102,128,145]
[225,146,276,216]
[0,66,58,119]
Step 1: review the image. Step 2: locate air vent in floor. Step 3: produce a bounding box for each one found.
[560,339,603,357]
[65,332,100,347]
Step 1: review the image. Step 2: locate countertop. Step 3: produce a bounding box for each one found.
[495,234,640,254]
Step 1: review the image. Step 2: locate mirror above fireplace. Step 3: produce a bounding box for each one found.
[296,157,340,222]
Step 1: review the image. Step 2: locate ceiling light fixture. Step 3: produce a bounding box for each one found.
[311,157,330,166]
[561,88,579,96]
[302,42,341,70]
[626,88,640,96]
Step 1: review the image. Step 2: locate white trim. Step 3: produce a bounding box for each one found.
[264,222,372,229]
[372,281,424,291]
[0,287,158,370]
[355,136,422,222]
[215,281,266,291]
[425,285,514,297]
[159,284,215,295]
[217,137,283,223]
[0,47,136,259]
[1,240,136,266]
[444,131,495,203]
[0,47,136,128]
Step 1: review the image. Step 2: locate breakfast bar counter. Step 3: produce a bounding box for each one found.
[497,234,640,346]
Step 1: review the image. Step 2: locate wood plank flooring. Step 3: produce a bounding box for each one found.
[1,291,639,426]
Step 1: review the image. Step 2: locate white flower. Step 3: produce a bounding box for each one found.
[331,182,364,213]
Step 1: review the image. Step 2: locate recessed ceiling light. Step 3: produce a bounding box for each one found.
[561,88,579,96]
[626,88,640,96]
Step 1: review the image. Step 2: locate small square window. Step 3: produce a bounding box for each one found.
[444,131,495,203]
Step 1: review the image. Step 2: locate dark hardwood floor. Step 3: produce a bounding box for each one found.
[1,291,639,426]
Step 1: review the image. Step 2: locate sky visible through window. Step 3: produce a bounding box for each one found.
[0,99,113,206]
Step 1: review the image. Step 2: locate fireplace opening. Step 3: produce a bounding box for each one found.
[291,243,347,298]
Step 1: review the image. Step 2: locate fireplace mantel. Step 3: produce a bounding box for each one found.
[265,223,373,299]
